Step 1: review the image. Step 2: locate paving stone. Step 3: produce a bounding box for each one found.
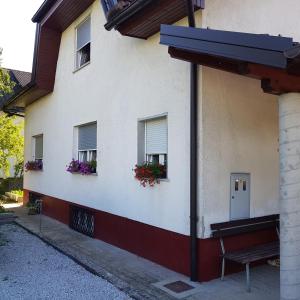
[13,206,279,300]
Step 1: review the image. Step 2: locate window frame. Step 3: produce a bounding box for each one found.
[75,15,91,71]
[75,122,98,173]
[78,149,97,163]
[33,134,43,162]
[138,114,168,179]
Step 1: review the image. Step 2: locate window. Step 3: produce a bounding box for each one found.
[76,17,91,69]
[138,116,168,178]
[34,135,43,162]
[78,122,97,165]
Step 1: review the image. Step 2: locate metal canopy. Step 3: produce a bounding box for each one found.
[160,25,300,94]
[160,25,297,69]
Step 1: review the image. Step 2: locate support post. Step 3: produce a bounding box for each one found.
[246,263,251,292]
[186,0,199,282]
[278,93,300,300]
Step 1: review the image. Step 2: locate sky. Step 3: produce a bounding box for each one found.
[0,0,44,72]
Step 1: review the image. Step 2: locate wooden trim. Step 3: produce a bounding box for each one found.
[211,215,279,238]
[211,221,279,238]
[211,214,279,231]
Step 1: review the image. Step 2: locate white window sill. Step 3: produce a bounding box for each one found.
[159,178,169,182]
[73,61,90,73]
[69,172,98,176]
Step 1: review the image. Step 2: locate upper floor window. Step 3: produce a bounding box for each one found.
[76,17,91,69]
[34,135,43,162]
[78,122,97,165]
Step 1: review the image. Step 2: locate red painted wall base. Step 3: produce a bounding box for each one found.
[23,189,277,282]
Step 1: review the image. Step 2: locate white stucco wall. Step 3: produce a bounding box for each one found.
[24,1,289,238]
[200,68,279,237]
[198,0,287,237]
[24,1,196,236]
[203,0,300,41]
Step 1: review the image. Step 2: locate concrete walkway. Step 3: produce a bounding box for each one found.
[13,207,279,300]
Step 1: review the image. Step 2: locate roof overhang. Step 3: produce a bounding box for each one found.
[3,0,95,111]
[160,25,300,95]
[105,0,205,39]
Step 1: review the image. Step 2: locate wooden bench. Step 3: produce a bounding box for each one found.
[211,214,279,292]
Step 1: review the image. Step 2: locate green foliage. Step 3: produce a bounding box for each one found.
[0,177,23,196]
[11,190,23,196]
[0,115,24,177]
[133,163,166,187]
[14,160,24,177]
[0,48,15,97]
[0,48,22,178]
[88,160,97,172]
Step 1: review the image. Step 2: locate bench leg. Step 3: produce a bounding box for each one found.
[221,258,225,280]
[246,263,251,292]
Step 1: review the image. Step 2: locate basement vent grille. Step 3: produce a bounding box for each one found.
[70,206,95,237]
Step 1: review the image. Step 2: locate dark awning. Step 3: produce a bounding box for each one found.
[160,25,300,94]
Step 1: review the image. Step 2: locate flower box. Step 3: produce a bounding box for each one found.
[133,163,166,187]
[67,159,97,175]
[25,160,43,172]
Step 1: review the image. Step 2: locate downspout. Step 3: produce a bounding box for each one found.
[186,0,199,282]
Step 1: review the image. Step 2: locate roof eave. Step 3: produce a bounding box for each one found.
[32,0,56,23]
[2,81,36,111]
[104,0,153,31]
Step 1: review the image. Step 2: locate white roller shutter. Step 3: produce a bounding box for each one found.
[145,117,167,154]
[35,135,43,159]
[77,17,91,50]
[78,123,97,150]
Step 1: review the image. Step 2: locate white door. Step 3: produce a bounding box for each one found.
[230,173,250,220]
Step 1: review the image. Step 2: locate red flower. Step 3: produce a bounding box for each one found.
[133,163,166,187]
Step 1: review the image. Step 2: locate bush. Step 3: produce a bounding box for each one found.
[0,177,23,195]
[11,190,23,196]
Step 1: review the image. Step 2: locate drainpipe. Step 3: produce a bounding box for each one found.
[278,93,300,300]
[186,0,199,282]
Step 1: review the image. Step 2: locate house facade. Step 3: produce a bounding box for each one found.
[3,0,300,293]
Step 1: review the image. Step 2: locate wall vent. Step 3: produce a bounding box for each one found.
[70,205,95,237]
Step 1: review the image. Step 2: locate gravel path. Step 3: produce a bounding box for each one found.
[0,224,130,300]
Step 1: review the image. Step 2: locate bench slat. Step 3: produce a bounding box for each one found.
[211,214,279,231]
[212,221,278,238]
[224,242,279,264]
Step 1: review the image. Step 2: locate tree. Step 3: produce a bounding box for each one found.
[0,48,23,178]
[0,115,24,177]
[0,48,15,97]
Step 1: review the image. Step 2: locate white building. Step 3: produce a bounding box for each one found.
[3,1,300,297]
